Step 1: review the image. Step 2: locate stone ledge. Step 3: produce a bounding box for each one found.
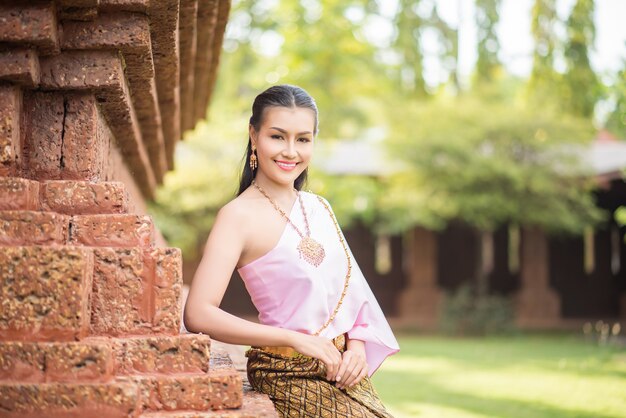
[0,381,140,418]
[39,50,157,198]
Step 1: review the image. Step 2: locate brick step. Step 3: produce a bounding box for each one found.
[138,390,278,418]
[119,369,242,412]
[0,381,141,418]
[208,347,278,417]
[0,334,212,383]
[0,245,181,341]
[0,210,154,247]
[0,177,132,214]
[113,334,211,375]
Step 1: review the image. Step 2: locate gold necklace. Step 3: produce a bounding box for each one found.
[252,180,326,267]
[251,181,352,336]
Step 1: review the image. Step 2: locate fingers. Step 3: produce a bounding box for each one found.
[336,351,368,389]
[346,367,368,389]
[337,358,360,389]
[334,351,352,385]
[324,343,342,381]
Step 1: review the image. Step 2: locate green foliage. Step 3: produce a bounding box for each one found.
[605,58,626,138]
[384,93,606,234]
[527,0,560,104]
[149,118,246,260]
[439,284,515,336]
[474,0,503,85]
[562,0,602,118]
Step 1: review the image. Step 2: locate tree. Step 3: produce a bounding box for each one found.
[562,0,601,118]
[605,57,626,138]
[527,0,560,104]
[474,0,503,85]
[383,94,606,295]
[392,0,428,97]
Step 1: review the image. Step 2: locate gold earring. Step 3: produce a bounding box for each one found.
[249,146,258,170]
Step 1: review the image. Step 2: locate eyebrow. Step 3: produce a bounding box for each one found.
[269,127,312,135]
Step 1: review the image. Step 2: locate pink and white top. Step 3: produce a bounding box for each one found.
[237,191,400,376]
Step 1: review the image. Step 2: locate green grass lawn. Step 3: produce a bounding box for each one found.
[371,333,626,418]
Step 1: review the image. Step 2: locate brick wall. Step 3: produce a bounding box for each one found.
[0,1,278,416]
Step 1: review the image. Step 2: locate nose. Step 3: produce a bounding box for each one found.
[282,139,297,158]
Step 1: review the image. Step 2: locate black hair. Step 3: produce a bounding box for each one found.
[237,84,318,196]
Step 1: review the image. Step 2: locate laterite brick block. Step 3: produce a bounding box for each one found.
[90,247,181,336]
[0,246,93,341]
[0,211,68,246]
[0,381,140,418]
[0,340,114,383]
[70,214,154,247]
[0,177,39,210]
[0,48,40,86]
[0,3,60,55]
[152,247,183,333]
[60,93,111,180]
[126,370,242,412]
[40,180,129,214]
[21,91,64,179]
[91,247,152,335]
[0,85,22,176]
[113,334,211,375]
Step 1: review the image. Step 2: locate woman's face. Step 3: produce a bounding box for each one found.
[250,106,316,186]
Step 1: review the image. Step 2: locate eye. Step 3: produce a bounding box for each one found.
[298,137,311,143]
[271,134,283,140]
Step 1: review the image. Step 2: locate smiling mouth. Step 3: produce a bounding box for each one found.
[275,160,298,170]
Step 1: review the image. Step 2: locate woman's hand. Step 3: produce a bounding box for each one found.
[289,333,343,381]
[335,339,368,389]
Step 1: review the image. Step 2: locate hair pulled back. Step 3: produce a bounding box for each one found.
[237,84,318,196]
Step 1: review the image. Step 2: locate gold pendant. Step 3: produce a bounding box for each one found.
[297,236,325,267]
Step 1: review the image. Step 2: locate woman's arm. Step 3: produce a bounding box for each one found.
[183,203,296,346]
[184,201,344,381]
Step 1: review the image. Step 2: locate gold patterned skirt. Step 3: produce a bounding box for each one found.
[244,333,394,418]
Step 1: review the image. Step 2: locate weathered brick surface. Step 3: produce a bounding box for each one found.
[0,85,22,176]
[0,381,140,418]
[19,91,112,181]
[61,12,168,181]
[150,0,181,170]
[192,0,218,129]
[58,6,99,21]
[0,340,114,383]
[0,341,45,383]
[126,370,242,412]
[114,334,211,375]
[0,48,40,86]
[0,211,69,246]
[179,0,198,133]
[100,0,150,13]
[90,246,180,336]
[91,247,152,335]
[60,93,111,180]
[0,177,39,210]
[21,90,64,179]
[0,246,93,341]
[40,50,157,198]
[153,247,183,333]
[0,3,60,55]
[70,214,154,247]
[57,0,100,7]
[45,340,114,382]
[206,0,230,114]
[41,180,129,214]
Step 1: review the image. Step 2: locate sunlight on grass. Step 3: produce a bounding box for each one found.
[371,333,626,418]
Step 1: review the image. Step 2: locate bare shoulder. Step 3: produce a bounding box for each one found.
[216,192,256,231]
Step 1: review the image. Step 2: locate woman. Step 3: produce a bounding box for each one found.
[184,85,399,417]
